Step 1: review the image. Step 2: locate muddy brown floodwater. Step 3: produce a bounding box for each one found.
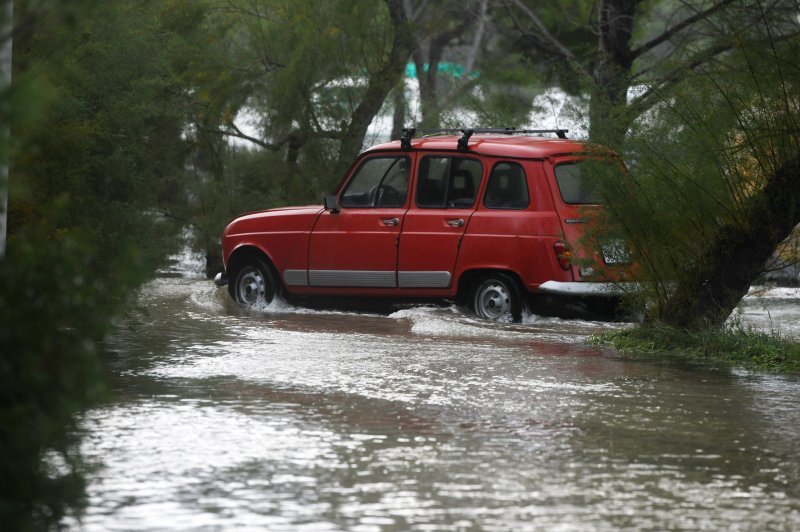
[66,254,800,530]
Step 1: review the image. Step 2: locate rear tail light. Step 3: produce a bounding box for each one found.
[554,241,571,270]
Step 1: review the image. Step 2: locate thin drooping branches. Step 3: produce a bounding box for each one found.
[334,0,416,173]
[507,0,795,141]
[629,0,736,59]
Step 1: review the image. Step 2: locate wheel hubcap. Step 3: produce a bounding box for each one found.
[475,281,512,320]
[236,267,267,306]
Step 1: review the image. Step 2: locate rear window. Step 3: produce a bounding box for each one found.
[554,162,603,205]
[484,162,529,209]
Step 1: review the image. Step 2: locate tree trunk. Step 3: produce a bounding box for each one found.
[660,156,800,330]
[588,81,631,151]
[588,0,636,150]
[285,132,304,165]
[413,52,441,129]
[391,82,406,140]
[0,0,12,258]
[408,5,470,129]
[334,0,414,177]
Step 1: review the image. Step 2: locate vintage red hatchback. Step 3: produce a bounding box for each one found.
[216,128,633,321]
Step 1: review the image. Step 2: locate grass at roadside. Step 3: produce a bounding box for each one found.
[590,324,800,374]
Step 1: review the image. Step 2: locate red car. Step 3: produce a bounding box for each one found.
[216,129,632,321]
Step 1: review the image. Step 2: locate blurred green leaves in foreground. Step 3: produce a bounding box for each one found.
[0,233,108,528]
[2,1,186,526]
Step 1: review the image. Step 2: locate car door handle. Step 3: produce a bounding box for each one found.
[382,217,400,227]
[447,218,465,227]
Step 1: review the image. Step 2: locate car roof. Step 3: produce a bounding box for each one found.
[363,134,591,159]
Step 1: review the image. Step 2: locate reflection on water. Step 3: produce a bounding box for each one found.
[68,269,800,530]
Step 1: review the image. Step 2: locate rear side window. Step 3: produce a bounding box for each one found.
[341,156,410,208]
[554,162,603,205]
[484,162,530,209]
[416,157,482,208]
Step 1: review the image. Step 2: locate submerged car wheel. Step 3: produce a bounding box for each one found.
[230,258,278,307]
[472,273,523,322]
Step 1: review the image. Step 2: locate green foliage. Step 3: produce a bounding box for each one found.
[457,53,546,128]
[11,1,192,278]
[176,0,406,266]
[490,0,596,95]
[218,0,397,138]
[0,231,113,528]
[592,323,800,374]
[2,1,214,525]
[179,145,327,274]
[581,8,800,325]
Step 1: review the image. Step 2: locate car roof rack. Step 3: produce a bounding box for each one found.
[399,127,568,151]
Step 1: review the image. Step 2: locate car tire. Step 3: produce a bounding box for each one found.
[229,257,279,307]
[471,273,524,323]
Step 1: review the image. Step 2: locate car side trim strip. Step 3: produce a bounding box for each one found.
[283,269,309,286]
[309,270,396,288]
[397,271,451,288]
[284,269,453,288]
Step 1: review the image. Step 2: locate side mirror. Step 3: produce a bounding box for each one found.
[323,194,339,213]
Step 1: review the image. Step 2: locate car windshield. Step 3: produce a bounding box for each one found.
[554,161,607,205]
[340,157,409,208]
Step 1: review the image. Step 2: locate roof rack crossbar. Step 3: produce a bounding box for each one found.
[399,127,568,150]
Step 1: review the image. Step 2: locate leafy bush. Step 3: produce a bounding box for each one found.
[0,234,108,528]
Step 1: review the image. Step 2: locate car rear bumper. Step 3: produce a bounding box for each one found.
[537,281,637,297]
[214,272,228,287]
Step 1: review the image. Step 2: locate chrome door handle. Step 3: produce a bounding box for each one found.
[382,217,400,227]
[447,218,465,227]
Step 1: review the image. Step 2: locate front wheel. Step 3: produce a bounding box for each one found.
[229,258,278,307]
[471,273,524,322]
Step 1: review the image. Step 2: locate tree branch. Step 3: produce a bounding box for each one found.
[403,0,431,22]
[155,207,196,228]
[631,27,800,115]
[334,0,415,172]
[506,0,592,79]
[203,123,285,151]
[464,0,489,75]
[628,41,733,115]
[630,0,736,60]
[507,0,577,62]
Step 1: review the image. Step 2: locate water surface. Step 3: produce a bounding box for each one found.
[70,259,800,530]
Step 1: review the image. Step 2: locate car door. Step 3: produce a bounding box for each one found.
[397,155,483,288]
[308,154,412,287]
[546,156,631,277]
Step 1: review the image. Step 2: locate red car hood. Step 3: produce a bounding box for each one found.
[224,205,324,237]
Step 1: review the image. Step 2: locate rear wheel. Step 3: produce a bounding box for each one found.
[471,273,524,322]
[229,258,278,307]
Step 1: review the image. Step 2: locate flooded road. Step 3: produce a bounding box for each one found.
[70,258,800,530]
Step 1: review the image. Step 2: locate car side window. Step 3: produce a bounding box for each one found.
[416,156,482,208]
[340,156,410,208]
[484,162,530,210]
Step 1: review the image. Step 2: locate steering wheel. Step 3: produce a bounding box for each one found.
[368,184,401,206]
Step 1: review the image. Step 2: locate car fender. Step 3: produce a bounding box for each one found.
[222,205,324,285]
